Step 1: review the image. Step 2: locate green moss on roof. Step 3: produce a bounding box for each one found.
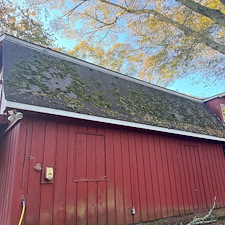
[6,53,112,111]
[3,42,225,138]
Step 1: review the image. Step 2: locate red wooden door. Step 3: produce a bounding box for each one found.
[19,121,109,225]
[66,130,107,225]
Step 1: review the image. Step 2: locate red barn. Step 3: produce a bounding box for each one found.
[0,34,225,225]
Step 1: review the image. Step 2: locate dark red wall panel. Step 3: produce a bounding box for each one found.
[205,97,225,123]
[0,122,20,225]
[3,116,225,225]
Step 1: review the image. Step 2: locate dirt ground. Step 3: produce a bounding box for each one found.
[207,220,225,225]
[212,222,225,225]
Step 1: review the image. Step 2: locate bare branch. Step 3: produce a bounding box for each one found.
[219,0,225,6]
[62,1,87,18]
[99,1,225,55]
[83,12,119,26]
[176,0,225,27]
[100,0,128,11]
[186,197,217,225]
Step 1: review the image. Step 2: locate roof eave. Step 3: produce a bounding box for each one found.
[203,92,225,102]
[0,34,6,42]
[4,101,225,142]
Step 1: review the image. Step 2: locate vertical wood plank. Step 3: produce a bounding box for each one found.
[135,132,148,221]
[161,136,173,217]
[1,127,14,224]
[96,135,106,180]
[87,134,97,225]
[192,146,204,209]
[180,142,194,213]
[195,143,207,209]
[202,142,217,208]
[142,134,156,221]
[76,133,87,225]
[166,137,179,216]
[215,144,225,207]
[105,129,116,225]
[25,119,45,225]
[96,135,107,225]
[185,145,198,210]
[113,130,125,225]
[154,135,167,218]
[1,122,20,225]
[66,125,78,224]
[121,130,133,224]
[172,139,184,215]
[53,123,68,224]
[128,132,141,223]
[39,121,57,225]
[0,135,7,224]
[177,140,189,214]
[75,133,87,180]
[207,143,223,207]
[198,142,213,209]
[148,134,161,219]
[205,143,221,208]
[11,120,32,225]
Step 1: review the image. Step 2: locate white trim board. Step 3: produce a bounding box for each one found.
[203,92,225,102]
[5,101,225,142]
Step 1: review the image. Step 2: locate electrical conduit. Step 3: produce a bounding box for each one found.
[18,197,26,225]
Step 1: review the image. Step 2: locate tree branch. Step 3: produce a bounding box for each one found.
[84,11,119,26]
[99,0,225,55]
[62,1,87,18]
[176,0,225,27]
[154,11,225,54]
[219,0,225,6]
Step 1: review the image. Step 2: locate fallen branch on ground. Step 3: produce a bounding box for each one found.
[182,196,217,225]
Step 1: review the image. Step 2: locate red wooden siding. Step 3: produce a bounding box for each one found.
[3,116,225,225]
[0,122,20,225]
[205,97,225,123]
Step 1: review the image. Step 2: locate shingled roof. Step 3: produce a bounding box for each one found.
[0,35,225,139]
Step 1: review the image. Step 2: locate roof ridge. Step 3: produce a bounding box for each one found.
[0,34,203,102]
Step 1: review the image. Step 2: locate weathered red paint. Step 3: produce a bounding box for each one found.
[205,96,225,123]
[0,114,7,124]
[0,122,20,225]
[1,115,225,225]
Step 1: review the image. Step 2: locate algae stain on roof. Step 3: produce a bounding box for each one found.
[4,43,225,138]
[6,53,112,112]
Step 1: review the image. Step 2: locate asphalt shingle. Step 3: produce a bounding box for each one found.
[2,38,225,138]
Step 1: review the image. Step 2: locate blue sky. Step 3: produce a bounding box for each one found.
[168,76,224,98]
[20,0,225,98]
[55,38,224,98]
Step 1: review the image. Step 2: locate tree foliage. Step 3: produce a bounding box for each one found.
[0,0,53,46]
[27,0,225,85]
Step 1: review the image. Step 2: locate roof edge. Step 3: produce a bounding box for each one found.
[203,92,225,102]
[1,34,203,102]
[0,34,6,42]
[5,101,225,142]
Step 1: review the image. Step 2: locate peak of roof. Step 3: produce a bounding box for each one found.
[0,33,203,102]
[1,34,223,102]
[1,34,224,139]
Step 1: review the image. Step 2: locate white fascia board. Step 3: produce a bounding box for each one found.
[1,34,202,102]
[0,89,6,114]
[5,101,225,142]
[0,34,6,42]
[203,92,225,102]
